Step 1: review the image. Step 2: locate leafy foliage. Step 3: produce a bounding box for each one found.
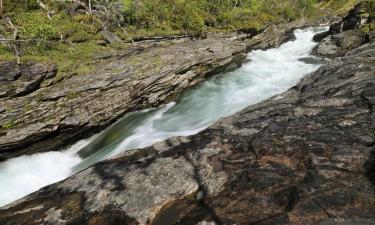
[3,0,358,44]
[120,0,312,35]
[15,12,59,41]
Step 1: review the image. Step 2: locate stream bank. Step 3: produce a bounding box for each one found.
[0,18,330,160]
[0,26,327,207]
[0,2,374,225]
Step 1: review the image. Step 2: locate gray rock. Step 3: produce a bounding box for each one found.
[330,21,344,34]
[312,2,373,59]
[313,30,367,58]
[313,22,343,42]
[313,1,373,58]
[0,61,57,99]
[0,19,309,160]
[0,17,374,225]
[0,61,21,81]
[100,30,122,44]
[342,1,370,31]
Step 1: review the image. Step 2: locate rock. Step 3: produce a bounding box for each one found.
[0,31,374,225]
[330,21,344,34]
[0,61,21,81]
[0,19,310,160]
[313,30,367,58]
[313,22,343,42]
[298,56,327,65]
[312,1,374,59]
[313,31,329,42]
[66,2,88,16]
[0,61,57,99]
[312,218,375,225]
[100,30,122,44]
[342,1,371,31]
[96,40,108,46]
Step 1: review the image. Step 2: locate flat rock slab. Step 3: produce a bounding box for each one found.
[0,30,374,225]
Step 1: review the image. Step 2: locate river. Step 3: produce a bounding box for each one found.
[0,26,328,207]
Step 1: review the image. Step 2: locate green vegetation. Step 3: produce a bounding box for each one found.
[121,0,319,36]
[0,0,363,75]
[318,0,359,15]
[2,120,15,129]
[0,0,106,78]
[364,0,375,18]
[359,0,375,33]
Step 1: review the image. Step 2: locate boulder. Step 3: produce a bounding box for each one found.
[313,22,343,42]
[100,30,122,44]
[313,30,367,58]
[342,1,371,31]
[312,1,374,58]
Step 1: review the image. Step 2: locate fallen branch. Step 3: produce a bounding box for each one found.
[37,0,52,20]
[121,28,135,45]
[35,1,66,44]
[0,38,40,42]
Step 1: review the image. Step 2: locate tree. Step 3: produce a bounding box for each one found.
[81,0,92,14]
[4,16,21,64]
[89,0,92,14]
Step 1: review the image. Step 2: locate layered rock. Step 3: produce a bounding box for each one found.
[0,19,315,160]
[0,61,57,98]
[0,17,374,225]
[312,0,374,58]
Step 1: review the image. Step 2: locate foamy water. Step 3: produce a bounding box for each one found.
[0,140,86,205]
[0,27,328,207]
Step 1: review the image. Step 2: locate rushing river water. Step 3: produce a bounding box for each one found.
[0,27,328,207]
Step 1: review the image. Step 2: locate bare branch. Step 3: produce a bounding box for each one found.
[0,0,3,16]
[121,28,134,45]
[37,0,52,20]
[88,0,92,14]
[0,39,35,42]
[4,16,21,64]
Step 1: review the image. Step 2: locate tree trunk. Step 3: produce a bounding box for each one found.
[37,0,52,20]
[88,0,92,14]
[81,0,92,14]
[5,17,21,64]
[0,0,3,15]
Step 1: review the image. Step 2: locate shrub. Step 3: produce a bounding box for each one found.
[15,12,59,41]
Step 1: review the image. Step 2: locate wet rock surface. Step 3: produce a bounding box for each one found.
[0,17,374,225]
[0,19,313,160]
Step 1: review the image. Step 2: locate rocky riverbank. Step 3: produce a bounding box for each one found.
[0,2,374,225]
[312,0,373,58]
[0,18,326,160]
